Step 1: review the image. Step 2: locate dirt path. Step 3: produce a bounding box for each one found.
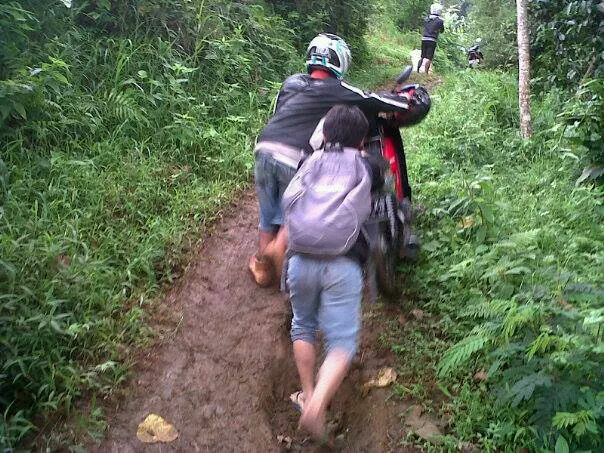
[94,191,419,452]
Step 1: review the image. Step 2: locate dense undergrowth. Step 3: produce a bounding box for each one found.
[0,0,301,448]
[399,71,603,451]
[374,29,604,453]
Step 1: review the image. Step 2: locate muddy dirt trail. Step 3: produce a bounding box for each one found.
[94,191,420,452]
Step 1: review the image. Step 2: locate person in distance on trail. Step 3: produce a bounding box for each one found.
[468,39,484,68]
[418,3,445,74]
[282,105,378,444]
[249,33,427,287]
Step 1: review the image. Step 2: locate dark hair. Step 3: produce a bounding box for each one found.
[323,104,369,149]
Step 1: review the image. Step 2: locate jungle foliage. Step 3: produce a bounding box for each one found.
[1,0,301,448]
[388,1,604,451]
[1,0,603,450]
[264,0,374,63]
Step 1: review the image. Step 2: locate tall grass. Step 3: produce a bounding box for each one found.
[349,10,603,451]
[395,70,604,451]
[1,1,298,447]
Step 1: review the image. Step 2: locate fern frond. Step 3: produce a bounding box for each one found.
[552,410,597,439]
[507,372,552,407]
[438,334,489,377]
[465,299,515,320]
[502,304,540,339]
[106,88,148,126]
[527,331,558,359]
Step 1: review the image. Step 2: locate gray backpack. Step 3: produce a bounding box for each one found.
[282,144,372,256]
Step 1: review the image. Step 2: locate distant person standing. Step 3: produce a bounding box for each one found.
[468,39,484,68]
[418,3,445,73]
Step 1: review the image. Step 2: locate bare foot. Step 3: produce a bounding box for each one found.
[299,402,327,444]
[248,255,273,287]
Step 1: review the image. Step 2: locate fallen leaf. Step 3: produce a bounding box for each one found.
[55,254,71,270]
[459,441,480,453]
[473,370,488,382]
[459,216,476,229]
[277,434,293,449]
[407,404,423,419]
[415,423,442,444]
[405,405,442,444]
[364,367,397,390]
[136,414,178,443]
[410,309,425,320]
[397,314,407,326]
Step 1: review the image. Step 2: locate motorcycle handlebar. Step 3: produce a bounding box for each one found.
[395,65,413,85]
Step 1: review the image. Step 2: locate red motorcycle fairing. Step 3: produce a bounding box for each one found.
[381,134,404,201]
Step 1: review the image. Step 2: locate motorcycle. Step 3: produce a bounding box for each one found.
[467,44,483,68]
[364,66,430,299]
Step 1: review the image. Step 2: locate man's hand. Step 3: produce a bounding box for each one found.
[394,86,412,98]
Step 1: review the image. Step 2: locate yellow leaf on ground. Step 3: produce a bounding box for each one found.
[460,216,476,229]
[136,414,178,443]
[364,367,397,390]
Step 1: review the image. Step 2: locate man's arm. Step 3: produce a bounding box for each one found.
[337,81,411,114]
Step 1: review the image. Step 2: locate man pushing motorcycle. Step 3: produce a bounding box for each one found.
[249,33,430,287]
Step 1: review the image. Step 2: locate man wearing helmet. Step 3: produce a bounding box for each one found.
[249,33,429,286]
[418,3,445,73]
[468,39,484,68]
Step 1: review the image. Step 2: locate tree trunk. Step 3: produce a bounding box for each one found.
[516,0,532,139]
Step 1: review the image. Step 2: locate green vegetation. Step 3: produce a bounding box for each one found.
[1,0,602,450]
[0,0,299,448]
[399,71,603,451]
[265,0,374,60]
[367,3,604,451]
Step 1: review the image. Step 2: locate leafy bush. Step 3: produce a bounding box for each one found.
[409,71,519,165]
[0,0,299,448]
[464,0,518,68]
[265,0,374,63]
[393,0,433,32]
[530,0,604,88]
[404,70,604,451]
[556,77,604,172]
[433,7,473,71]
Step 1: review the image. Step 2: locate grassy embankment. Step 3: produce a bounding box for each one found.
[364,17,603,453]
[0,3,299,447]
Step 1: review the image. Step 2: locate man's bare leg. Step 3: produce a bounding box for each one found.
[258,230,276,255]
[424,58,432,73]
[299,349,350,440]
[293,340,316,409]
[263,227,287,282]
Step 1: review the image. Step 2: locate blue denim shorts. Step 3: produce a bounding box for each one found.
[254,151,297,233]
[287,254,362,358]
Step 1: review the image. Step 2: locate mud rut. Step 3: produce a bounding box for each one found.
[94,192,419,452]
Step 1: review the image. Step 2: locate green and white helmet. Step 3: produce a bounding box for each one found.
[305,33,351,79]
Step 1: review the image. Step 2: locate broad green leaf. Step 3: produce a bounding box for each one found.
[555,435,569,453]
[13,102,26,119]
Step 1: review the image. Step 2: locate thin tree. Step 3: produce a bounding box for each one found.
[516,0,532,139]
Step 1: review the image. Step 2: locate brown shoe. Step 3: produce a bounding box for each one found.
[248,254,273,287]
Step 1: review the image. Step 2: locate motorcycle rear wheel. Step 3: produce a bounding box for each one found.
[374,223,400,299]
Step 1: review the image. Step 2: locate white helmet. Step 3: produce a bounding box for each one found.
[306,33,351,79]
[430,3,443,15]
